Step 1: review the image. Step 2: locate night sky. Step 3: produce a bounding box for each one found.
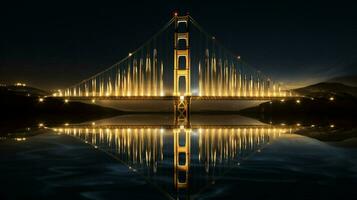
[1,1,356,90]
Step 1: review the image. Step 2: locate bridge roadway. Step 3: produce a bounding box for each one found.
[52,124,299,130]
[53,96,300,101]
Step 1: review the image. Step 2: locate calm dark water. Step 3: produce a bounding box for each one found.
[1,114,357,200]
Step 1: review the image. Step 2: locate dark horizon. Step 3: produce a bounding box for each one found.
[1,1,357,90]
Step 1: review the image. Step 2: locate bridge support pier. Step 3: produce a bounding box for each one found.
[174,96,191,126]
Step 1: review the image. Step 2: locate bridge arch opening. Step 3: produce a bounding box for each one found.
[176,21,188,33]
[177,39,187,50]
[178,76,186,96]
[178,56,187,70]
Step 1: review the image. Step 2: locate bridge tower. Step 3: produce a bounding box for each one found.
[173,15,191,96]
[173,14,191,126]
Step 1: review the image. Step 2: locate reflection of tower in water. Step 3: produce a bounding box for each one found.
[53,126,294,198]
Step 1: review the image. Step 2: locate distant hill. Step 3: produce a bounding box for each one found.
[1,85,50,96]
[327,75,357,87]
[294,82,357,98]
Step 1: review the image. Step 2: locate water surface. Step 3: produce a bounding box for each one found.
[1,114,356,200]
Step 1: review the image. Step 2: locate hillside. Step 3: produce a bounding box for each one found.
[3,85,50,96]
[293,82,357,98]
[327,75,357,87]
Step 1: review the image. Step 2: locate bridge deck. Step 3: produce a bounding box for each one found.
[53,96,300,101]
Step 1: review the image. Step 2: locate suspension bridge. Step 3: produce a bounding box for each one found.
[52,14,298,119]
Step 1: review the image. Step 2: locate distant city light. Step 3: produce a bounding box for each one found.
[38,123,44,127]
[14,138,26,142]
[296,99,301,104]
[330,124,335,128]
[15,82,26,87]
[329,97,334,101]
[64,99,69,103]
[92,99,96,103]
[38,98,44,102]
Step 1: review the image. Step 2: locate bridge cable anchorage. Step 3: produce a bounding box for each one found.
[59,14,295,99]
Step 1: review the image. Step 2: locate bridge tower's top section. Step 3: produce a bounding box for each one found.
[173,14,191,96]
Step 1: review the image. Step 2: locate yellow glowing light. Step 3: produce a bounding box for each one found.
[128,53,132,57]
[329,97,334,101]
[311,124,315,128]
[281,123,286,126]
[296,99,301,104]
[64,123,69,126]
[92,122,96,126]
[91,99,96,103]
[180,95,184,101]
[280,99,285,102]
[53,93,57,97]
[38,123,44,127]
[14,137,26,141]
[38,98,44,102]
[296,123,301,126]
[330,124,335,128]
[64,99,69,103]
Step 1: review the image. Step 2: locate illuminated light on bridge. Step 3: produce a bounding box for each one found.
[56,14,296,100]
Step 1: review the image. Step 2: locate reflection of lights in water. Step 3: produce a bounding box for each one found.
[52,126,296,178]
[14,138,26,141]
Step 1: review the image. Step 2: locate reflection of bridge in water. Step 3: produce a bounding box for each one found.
[53,125,298,198]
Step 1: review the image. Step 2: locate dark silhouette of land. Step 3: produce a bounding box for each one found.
[0,86,121,133]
